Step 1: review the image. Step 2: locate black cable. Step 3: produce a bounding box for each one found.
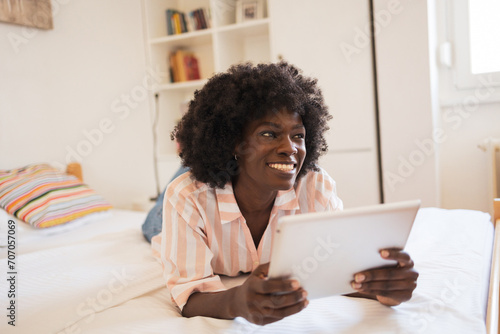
[151,93,161,201]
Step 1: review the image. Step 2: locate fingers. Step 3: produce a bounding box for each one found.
[252,277,300,294]
[241,263,309,325]
[248,273,304,307]
[254,288,308,309]
[380,248,413,268]
[254,298,309,324]
[351,249,419,306]
[351,273,418,305]
[351,278,417,294]
[247,290,309,325]
[250,263,300,295]
[354,266,419,283]
[354,249,417,283]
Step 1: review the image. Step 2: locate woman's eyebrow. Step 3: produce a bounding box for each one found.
[257,122,305,129]
[258,121,281,129]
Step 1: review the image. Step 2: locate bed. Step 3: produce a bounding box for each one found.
[0,164,499,334]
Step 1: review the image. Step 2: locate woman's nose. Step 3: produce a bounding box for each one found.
[277,137,298,156]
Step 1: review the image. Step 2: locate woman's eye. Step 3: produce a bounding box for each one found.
[261,132,275,138]
[293,133,305,139]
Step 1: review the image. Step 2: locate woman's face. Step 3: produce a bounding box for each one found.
[235,108,306,192]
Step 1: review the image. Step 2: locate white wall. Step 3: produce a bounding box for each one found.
[439,103,500,212]
[0,0,157,210]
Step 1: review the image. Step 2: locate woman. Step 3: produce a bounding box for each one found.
[151,62,418,325]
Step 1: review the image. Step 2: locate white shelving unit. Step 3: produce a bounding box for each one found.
[142,0,271,189]
[142,0,381,208]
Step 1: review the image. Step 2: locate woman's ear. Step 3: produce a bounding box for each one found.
[233,143,241,157]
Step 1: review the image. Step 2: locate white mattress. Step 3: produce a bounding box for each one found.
[0,207,494,334]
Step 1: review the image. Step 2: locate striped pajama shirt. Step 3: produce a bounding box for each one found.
[152,167,343,310]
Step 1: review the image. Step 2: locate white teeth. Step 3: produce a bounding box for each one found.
[268,163,294,171]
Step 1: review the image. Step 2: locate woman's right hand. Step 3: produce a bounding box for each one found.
[233,263,309,325]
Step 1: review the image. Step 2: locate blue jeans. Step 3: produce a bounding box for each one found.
[141,166,189,243]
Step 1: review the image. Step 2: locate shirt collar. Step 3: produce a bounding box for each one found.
[215,182,300,225]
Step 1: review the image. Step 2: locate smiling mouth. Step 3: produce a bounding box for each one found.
[267,163,296,172]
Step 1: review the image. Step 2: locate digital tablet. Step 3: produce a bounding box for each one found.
[267,200,421,299]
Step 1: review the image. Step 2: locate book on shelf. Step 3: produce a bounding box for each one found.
[166,7,211,35]
[166,9,187,35]
[169,50,201,83]
[189,8,211,30]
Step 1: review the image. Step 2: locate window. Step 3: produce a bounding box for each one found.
[468,0,500,74]
[450,0,500,90]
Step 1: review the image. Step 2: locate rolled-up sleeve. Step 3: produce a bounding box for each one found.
[152,182,226,311]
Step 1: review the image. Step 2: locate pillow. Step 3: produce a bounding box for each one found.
[0,164,112,228]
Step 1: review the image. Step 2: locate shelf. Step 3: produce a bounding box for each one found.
[149,19,271,47]
[144,0,272,159]
[156,79,207,92]
[150,28,212,47]
[216,18,270,36]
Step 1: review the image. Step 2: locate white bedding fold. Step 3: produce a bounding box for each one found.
[1,229,165,334]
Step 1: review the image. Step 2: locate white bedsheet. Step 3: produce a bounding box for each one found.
[0,208,494,334]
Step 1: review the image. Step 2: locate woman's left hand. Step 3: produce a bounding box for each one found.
[350,248,419,306]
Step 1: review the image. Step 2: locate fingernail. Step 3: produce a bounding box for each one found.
[302,290,307,299]
[291,280,300,289]
[304,300,309,307]
[352,282,362,289]
[381,250,390,258]
[354,274,365,283]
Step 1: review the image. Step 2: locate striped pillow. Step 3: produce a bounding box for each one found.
[0,164,112,228]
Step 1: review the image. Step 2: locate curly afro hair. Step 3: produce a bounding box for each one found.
[172,61,332,188]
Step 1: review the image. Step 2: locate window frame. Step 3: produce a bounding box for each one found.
[450,0,500,90]
[437,0,500,106]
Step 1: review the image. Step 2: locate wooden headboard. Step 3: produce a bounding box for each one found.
[486,198,500,334]
[66,162,83,182]
[495,199,500,223]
